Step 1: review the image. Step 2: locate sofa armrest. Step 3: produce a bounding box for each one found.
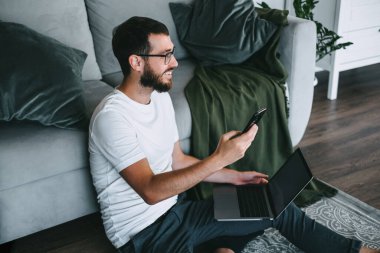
[278,16,316,146]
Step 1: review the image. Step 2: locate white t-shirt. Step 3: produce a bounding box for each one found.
[89,90,179,248]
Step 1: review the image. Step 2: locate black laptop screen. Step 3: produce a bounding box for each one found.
[268,149,313,216]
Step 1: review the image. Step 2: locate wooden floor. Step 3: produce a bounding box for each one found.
[298,63,380,210]
[1,63,379,252]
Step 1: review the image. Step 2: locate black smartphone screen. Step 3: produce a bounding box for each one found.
[241,107,267,133]
[231,108,267,139]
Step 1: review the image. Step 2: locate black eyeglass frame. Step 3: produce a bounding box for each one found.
[137,47,175,65]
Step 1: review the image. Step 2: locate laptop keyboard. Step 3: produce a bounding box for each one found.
[236,186,270,217]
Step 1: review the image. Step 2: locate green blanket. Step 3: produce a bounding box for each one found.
[185,9,294,200]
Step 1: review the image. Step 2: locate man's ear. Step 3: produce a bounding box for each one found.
[129,55,143,71]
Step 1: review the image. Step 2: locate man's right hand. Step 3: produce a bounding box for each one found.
[213,125,258,168]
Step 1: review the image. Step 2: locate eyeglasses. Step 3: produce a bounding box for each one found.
[138,47,175,65]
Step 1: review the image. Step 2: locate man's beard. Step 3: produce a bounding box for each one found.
[140,64,172,93]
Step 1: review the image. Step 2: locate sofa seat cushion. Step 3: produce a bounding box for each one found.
[0,81,113,191]
[102,59,195,143]
[85,0,193,75]
[0,163,99,244]
[0,121,88,192]
[0,0,101,81]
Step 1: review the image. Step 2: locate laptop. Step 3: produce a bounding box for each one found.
[213,148,313,221]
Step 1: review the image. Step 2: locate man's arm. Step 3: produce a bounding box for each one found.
[119,126,259,205]
[172,140,268,185]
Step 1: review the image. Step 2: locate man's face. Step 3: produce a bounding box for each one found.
[139,34,178,92]
[140,61,173,92]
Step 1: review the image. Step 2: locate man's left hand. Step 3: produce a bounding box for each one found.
[233,171,269,185]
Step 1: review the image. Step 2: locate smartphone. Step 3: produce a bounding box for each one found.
[242,107,267,133]
[231,107,267,139]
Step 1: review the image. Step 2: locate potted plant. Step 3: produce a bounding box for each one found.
[291,0,353,62]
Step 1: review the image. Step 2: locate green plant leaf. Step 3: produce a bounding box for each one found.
[257,1,270,8]
[293,0,353,61]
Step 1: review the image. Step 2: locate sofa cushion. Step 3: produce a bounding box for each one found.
[85,0,193,76]
[169,0,278,66]
[0,22,89,129]
[0,121,88,192]
[0,0,101,81]
[0,167,99,244]
[83,80,115,118]
[170,59,195,142]
[0,80,113,191]
[102,59,195,142]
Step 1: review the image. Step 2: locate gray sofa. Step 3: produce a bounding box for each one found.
[0,0,316,244]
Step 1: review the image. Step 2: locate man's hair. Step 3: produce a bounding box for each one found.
[112,16,170,76]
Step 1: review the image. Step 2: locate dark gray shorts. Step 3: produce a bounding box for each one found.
[118,196,361,253]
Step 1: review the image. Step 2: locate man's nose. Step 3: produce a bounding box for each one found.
[169,55,179,69]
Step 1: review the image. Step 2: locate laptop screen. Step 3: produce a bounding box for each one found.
[268,149,313,216]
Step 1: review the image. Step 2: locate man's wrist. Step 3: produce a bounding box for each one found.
[224,169,241,185]
[207,152,227,172]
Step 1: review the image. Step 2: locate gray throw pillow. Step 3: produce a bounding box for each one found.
[169,0,278,66]
[0,22,88,129]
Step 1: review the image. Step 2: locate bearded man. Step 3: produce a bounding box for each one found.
[88,16,373,253]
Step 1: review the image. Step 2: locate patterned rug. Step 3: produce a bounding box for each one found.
[242,183,380,252]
